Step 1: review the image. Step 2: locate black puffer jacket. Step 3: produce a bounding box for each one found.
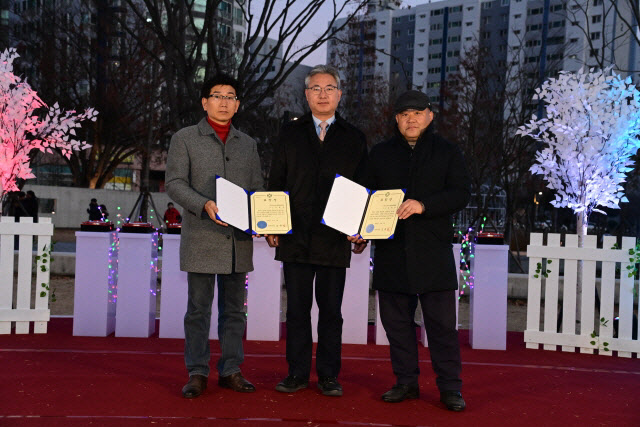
[365,126,471,293]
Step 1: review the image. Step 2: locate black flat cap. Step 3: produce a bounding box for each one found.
[394,90,432,114]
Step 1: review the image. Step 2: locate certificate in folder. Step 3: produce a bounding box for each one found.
[321,175,405,239]
[215,176,292,235]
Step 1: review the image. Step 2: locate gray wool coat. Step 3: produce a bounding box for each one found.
[165,118,264,274]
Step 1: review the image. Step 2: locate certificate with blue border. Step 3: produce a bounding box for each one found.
[321,175,405,240]
[250,191,292,235]
[215,176,292,235]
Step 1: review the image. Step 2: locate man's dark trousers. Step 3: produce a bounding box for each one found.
[378,289,462,392]
[283,262,346,379]
[184,271,247,378]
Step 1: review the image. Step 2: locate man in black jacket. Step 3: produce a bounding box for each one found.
[267,65,368,397]
[365,90,471,411]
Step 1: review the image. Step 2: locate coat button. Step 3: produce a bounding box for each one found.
[226,235,231,239]
[226,157,230,161]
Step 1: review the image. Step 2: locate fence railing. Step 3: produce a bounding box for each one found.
[525,233,640,357]
[0,217,54,334]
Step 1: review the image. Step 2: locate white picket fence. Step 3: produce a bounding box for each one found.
[525,233,640,357]
[0,217,54,334]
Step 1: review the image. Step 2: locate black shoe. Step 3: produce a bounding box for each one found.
[218,372,256,393]
[182,374,207,398]
[381,383,419,403]
[317,376,343,397]
[275,375,309,393]
[440,391,466,412]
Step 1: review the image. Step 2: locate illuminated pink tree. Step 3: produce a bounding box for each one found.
[0,48,97,206]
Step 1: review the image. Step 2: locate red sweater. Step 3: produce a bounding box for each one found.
[207,117,231,143]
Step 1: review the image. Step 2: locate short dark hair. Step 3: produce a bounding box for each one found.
[201,74,241,100]
[167,202,174,207]
[91,198,97,203]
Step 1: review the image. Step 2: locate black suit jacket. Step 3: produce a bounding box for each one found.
[365,126,471,293]
[268,112,368,268]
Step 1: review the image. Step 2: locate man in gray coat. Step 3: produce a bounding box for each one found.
[166,74,264,398]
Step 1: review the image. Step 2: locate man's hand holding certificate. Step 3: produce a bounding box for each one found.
[215,177,292,235]
[321,175,405,240]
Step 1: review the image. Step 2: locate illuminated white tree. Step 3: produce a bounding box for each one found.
[518,67,640,327]
[518,67,640,241]
[0,48,97,204]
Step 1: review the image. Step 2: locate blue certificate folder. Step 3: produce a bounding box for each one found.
[215,176,292,235]
[321,174,405,240]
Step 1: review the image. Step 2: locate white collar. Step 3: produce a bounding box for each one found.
[312,115,336,127]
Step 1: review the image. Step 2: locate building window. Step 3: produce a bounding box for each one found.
[450,6,462,13]
[482,31,491,40]
[407,57,413,63]
[482,16,491,25]
[428,67,442,74]
[394,17,401,23]
[528,7,543,15]
[466,21,473,26]
[431,23,442,30]
[514,13,521,19]
[407,42,414,49]
[482,1,493,9]
[447,50,460,57]
[448,35,461,43]
[448,21,461,28]
[592,15,602,24]
[501,0,510,5]
[409,15,415,21]
[408,28,414,35]
[431,9,443,16]
[429,52,442,59]
[429,38,443,45]
[591,31,601,40]
[394,30,401,37]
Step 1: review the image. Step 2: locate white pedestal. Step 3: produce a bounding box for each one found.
[73,231,118,336]
[375,291,389,345]
[247,239,281,341]
[116,232,158,337]
[312,246,370,345]
[421,244,461,347]
[158,234,218,339]
[469,244,508,350]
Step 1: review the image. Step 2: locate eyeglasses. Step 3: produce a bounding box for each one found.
[306,85,338,95]
[208,94,238,101]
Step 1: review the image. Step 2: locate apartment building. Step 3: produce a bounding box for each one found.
[328,0,640,107]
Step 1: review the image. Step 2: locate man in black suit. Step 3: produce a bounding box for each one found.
[365,90,471,411]
[267,65,368,397]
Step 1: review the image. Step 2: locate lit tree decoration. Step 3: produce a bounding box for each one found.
[0,48,97,203]
[518,67,640,328]
[517,67,640,240]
